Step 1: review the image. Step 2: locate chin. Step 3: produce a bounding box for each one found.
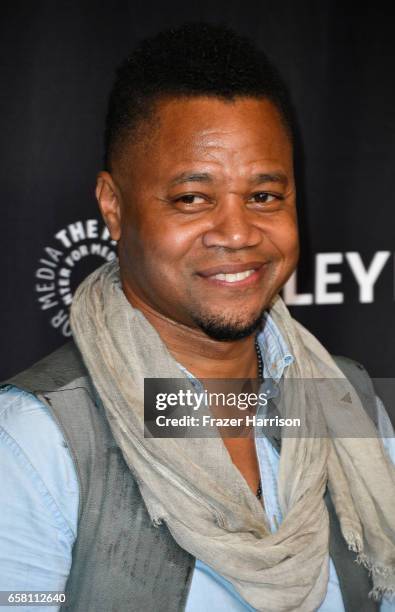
[191,309,265,342]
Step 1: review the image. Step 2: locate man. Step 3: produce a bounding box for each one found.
[0,23,394,612]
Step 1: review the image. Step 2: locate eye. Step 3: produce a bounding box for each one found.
[171,193,211,213]
[175,194,206,205]
[248,192,277,204]
[247,192,284,210]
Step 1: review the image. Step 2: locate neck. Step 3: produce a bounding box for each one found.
[122,285,260,380]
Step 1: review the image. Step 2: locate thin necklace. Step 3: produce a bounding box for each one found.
[255,337,263,500]
[255,336,264,384]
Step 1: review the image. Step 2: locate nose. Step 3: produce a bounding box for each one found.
[202,196,263,250]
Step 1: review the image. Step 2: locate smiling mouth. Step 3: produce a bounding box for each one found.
[196,262,266,287]
[211,269,256,282]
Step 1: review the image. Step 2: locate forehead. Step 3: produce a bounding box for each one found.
[124,96,292,181]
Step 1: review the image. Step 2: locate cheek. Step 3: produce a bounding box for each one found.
[263,214,299,260]
[141,214,201,263]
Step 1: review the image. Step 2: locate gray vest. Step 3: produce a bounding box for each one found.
[5,341,379,612]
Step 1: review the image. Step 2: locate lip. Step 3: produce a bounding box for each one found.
[197,261,264,277]
[196,261,267,288]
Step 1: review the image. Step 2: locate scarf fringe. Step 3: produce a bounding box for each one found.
[344,530,363,554]
[355,552,394,579]
[344,532,395,601]
[369,585,395,602]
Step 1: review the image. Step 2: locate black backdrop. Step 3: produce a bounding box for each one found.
[2,0,395,379]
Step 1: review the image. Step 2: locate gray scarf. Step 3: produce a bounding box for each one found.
[70,260,395,611]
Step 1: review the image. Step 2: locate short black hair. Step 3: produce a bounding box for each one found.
[104,22,293,170]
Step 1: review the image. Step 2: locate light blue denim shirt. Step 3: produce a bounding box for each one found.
[0,315,394,611]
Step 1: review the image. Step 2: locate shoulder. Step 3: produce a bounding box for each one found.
[0,384,69,456]
[331,355,395,467]
[332,354,394,430]
[3,340,89,394]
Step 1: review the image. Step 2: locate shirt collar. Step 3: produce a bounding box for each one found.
[257,312,294,383]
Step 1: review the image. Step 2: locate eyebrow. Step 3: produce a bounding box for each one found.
[169,172,214,186]
[249,172,288,186]
[169,171,288,187]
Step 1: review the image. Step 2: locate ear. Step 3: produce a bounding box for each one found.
[95,171,122,241]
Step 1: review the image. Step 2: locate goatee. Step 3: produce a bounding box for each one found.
[191,311,264,341]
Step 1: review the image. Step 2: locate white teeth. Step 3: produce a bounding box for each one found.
[212,269,255,282]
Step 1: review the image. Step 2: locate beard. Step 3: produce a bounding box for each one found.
[191,307,265,341]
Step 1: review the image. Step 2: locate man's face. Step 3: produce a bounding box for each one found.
[104,96,299,340]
